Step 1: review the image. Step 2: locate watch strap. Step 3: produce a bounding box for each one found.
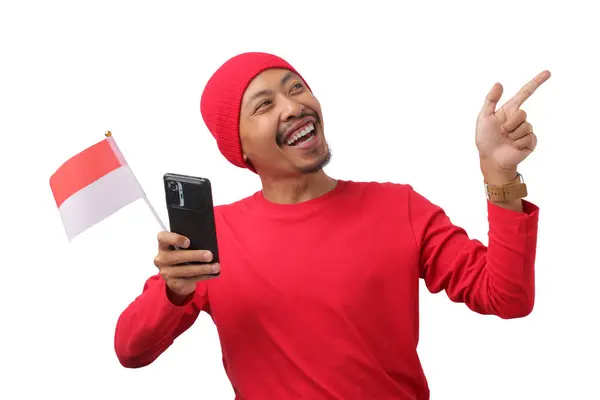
[485,173,528,202]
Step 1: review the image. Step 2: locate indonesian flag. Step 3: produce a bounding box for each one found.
[50,135,146,241]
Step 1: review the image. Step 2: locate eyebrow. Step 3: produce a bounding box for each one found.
[246,71,297,106]
[280,71,294,86]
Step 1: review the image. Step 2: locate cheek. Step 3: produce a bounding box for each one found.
[307,95,323,118]
[240,118,280,156]
[309,93,321,107]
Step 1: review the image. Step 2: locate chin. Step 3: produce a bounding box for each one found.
[296,149,332,174]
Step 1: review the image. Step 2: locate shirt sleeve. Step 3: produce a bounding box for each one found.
[407,185,539,319]
[114,274,210,367]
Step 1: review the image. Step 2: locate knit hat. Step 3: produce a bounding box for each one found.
[200,52,309,172]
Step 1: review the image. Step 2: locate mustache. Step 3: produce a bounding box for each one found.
[276,111,320,146]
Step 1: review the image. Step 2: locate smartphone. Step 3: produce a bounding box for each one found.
[163,173,220,275]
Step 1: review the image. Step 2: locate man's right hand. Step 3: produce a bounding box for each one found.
[154,231,221,304]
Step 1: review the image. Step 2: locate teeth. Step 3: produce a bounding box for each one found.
[286,123,315,145]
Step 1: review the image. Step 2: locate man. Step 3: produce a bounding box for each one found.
[114,52,549,399]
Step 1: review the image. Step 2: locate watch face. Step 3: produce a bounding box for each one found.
[484,184,490,200]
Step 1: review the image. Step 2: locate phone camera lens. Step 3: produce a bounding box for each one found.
[168,181,178,191]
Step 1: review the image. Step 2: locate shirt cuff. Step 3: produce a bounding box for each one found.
[487,199,539,235]
[487,199,539,216]
[159,278,196,310]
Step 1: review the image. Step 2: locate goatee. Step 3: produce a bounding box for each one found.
[297,147,332,174]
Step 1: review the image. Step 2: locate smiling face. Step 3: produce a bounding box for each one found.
[239,68,330,177]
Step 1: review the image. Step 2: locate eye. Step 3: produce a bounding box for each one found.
[253,99,272,113]
[290,82,304,92]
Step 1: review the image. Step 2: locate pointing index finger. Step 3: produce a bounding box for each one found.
[508,70,551,108]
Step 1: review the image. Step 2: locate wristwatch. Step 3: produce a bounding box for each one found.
[484,173,528,202]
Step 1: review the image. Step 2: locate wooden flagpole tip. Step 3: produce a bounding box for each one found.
[105,131,112,137]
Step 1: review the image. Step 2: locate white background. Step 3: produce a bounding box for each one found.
[1,1,598,399]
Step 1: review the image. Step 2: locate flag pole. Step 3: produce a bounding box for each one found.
[105,131,168,232]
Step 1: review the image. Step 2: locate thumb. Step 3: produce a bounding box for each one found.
[479,82,503,117]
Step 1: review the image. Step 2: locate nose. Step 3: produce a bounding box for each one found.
[280,96,304,121]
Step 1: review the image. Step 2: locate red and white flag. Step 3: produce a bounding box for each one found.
[50,135,146,241]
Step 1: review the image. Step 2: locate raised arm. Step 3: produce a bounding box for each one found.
[409,70,549,318]
[114,232,219,367]
[408,186,538,319]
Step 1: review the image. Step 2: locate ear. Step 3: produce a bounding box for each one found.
[243,154,255,170]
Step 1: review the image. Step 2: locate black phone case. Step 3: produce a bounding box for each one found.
[163,173,220,275]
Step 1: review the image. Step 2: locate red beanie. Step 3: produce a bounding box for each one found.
[200,52,309,172]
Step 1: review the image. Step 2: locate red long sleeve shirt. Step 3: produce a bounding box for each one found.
[114,180,538,399]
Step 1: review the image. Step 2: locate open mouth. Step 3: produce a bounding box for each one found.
[284,122,317,147]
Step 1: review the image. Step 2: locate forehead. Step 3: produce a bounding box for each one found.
[242,68,299,103]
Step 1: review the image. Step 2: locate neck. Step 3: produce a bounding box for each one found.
[259,170,337,204]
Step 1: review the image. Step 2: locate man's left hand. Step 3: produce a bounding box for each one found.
[475,70,551,182]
